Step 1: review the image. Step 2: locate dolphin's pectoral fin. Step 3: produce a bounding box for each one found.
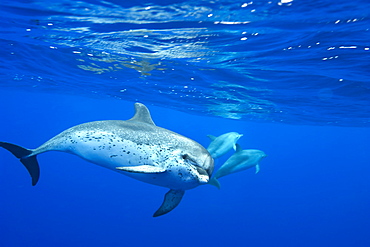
[255,164,260,174]
[0,142,40,186]
[116,165,166,174]
[153,189,185,217]
[233,144,237,151]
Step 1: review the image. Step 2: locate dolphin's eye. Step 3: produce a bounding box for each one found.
[182,154,189,160]
[181,154,197,165]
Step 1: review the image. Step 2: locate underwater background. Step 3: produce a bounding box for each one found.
[1,0,370,246]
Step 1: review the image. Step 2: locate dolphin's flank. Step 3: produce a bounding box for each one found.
[0,103,214,217]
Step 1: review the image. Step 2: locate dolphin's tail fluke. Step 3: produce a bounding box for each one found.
[208,177,221,189]
[0,142,40,186]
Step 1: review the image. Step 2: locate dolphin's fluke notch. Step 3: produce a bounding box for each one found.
[0,142,40,186]
[153,189,185,217]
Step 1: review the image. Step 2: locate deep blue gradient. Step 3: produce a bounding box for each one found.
[1,91,370,247]
[1,0,370,246]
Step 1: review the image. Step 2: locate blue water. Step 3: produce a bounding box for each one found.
[1,0,370,246]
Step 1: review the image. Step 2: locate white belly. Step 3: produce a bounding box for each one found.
[66,130,202,190]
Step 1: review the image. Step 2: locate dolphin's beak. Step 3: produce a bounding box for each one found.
[192,166,209,184]
[203,154,214,177]
[191,153,214,185]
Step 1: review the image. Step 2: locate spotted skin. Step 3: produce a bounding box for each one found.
[1,103,214,216]
[30,120,212,190]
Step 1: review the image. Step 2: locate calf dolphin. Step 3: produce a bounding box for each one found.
[206,132,243,159]
[209,144,266,189]
[0,103,214,217]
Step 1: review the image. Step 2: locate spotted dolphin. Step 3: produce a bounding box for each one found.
[209,144,266,189]
[0,103,214,217]
[206,132,243,159]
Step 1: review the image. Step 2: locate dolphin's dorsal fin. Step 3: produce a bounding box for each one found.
[235,143,242,152]
[153,189,185,217]
[127,103,155,125]
[207,135,217,141]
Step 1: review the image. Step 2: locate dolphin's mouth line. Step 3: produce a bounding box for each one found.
[182,153,211,178]
[194,165,208,177]
[189,164,210,184]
